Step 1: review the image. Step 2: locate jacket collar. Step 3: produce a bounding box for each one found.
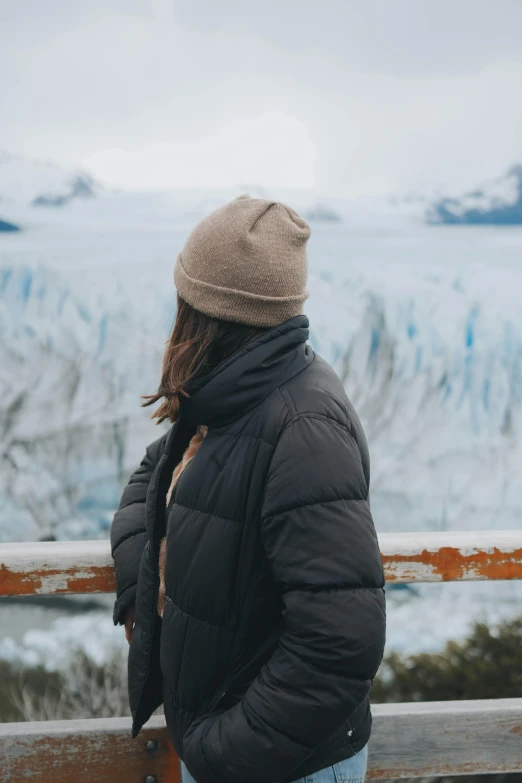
[180,315,313,427]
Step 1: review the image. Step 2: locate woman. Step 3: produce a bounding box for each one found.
[111,195,386,783]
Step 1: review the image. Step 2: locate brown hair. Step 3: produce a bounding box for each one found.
[142,296,267,424]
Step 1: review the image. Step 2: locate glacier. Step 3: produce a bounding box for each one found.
[2,212,522,540]
[0,260,172,541]
[1,182,522,656]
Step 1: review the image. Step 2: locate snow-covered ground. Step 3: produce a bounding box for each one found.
[1,165,522,660]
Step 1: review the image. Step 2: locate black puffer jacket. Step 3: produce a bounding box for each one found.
[111,315,386,783]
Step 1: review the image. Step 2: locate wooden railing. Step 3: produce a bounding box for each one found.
[1,531,522,782]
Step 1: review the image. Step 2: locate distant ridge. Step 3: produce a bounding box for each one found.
[0,150,101,209]
[427,165,522,225]
[0,217,20,232]
[302,203,342,223]
[32,173,97,207]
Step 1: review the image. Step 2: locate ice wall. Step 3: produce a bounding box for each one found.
[0,264,169,541]
[1,217,522,541]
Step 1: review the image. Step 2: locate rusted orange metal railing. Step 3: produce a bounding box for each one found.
[1,531,522,782]
[1,530,522,597]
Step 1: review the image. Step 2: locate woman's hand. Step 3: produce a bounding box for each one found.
[124,602,137,644]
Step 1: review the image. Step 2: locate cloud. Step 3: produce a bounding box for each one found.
[175,0,522,76]
[1,0,522,196]
[83,112,316,189]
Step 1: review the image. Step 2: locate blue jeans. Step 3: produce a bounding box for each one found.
[181,743,369,783]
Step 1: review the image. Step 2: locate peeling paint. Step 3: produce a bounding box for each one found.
[382,544,522,583]
[2,534,521,781]
[1,535,522,596]
[0,563,116,596]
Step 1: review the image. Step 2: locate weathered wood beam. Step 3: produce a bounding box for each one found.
[1,530,522,597]
[368,697,522,778]
[1,699,521,781]
[0,715,178,783]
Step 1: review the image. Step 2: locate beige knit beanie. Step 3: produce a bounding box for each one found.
[174,195,311,328]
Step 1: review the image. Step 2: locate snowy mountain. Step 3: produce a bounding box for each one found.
[0,218,20,232]
[32,174,97,207]
[0,149,421,232]
[0,150,100,212]
[427,165,522,224]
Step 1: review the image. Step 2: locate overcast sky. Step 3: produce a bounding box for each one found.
[2,0,522,196]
